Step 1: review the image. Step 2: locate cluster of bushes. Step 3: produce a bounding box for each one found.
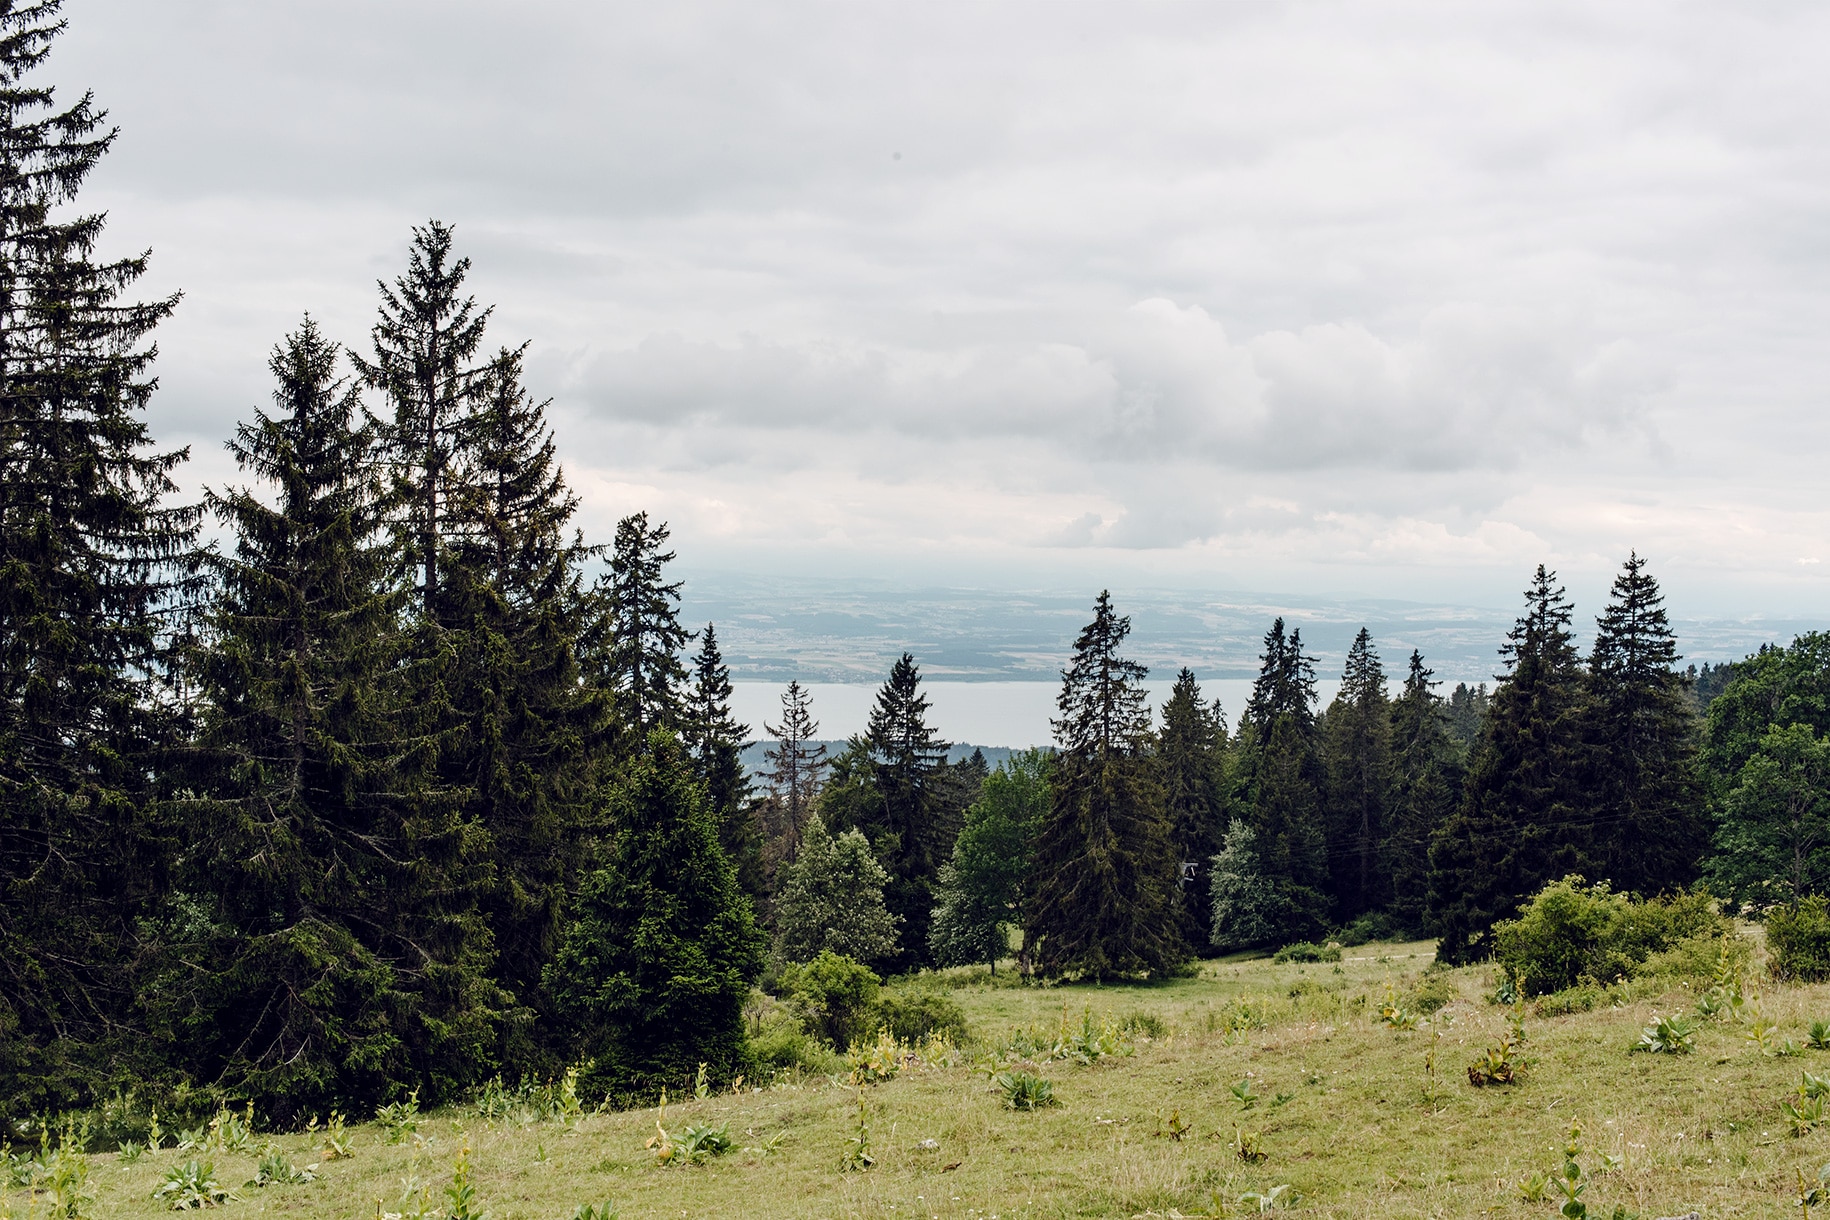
[1769,897,1830,983]
[746,952,972,1076]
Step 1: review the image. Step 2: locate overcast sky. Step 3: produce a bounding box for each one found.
[58,1,1830,615]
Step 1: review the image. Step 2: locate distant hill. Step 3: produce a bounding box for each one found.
[736,740,1028,778]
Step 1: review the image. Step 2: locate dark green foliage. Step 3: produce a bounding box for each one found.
[0,1,196,1113]
[772,815,900,965]
[1430,566,1595,965]
[1271,941,1341,963]
[776,951,880,1050]
[170,320,406,1115]
[1209,818,1283,950]
[1686,661,1739,712]
[873,984,969,1045]
[928,749,1050,970]
[1708,721,1830,907]
[1027,592,1181,978]
[1383,651,1459,935]
[587,512,689,746]
[1768,896,1830,983]
[685,624,760,898]
[1489,876,1723,995]
[1585,554,1704,894]
[759,680,828,875]
[1444,683,1490,756]
[546,733,764,1102]
[1700,633,1830,799]
[1319,630,1391,918]
[1157,670,1227,953]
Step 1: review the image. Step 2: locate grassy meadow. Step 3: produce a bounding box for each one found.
[28,937,1830,1220]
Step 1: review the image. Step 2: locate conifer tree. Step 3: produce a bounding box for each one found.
[1026,592,1180,978]
[929,749,1050,971]
[1382,650,1458,934]
[439,347,609,1064]
[588,511,689,745]
[760,679,828,866]
[862,653,952,969]
[1157,669,1226,952]
[1244,618,1318,735]
[1429,566,1594,964]
[0,1,196,1108]
[1209,819,1282,950]
[547,733,763,1102]
[1319,629,1391,917]
[685,623,760,897]
[352,220,493,615]
[1586,553,1703,893]
[174,319,404,1112]
[772,815,900,965]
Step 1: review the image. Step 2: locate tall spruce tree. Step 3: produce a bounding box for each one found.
[1026,592,1181,978]
[0,1,196,1112]
[1586,553,1703,894]
[1382,650,1458,934]
[439,346,609,1069]
[761,680,828,868]
[173,319,404,1114]
[1429,566,1593,964]
[588,511,689,746]
[546,733,763,1102]
[1224,619,1329,945]
[861,653,952,969]
[1319,629,1391,918]
[684,623,761,899]
[1157,669,1226,953]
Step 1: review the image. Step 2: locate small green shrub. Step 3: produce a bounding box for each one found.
[1533,983,1609,1017]
[1408,975,1458,1015]
[1492,876,1724,997]
[1273,941,1342,963]
[995,1070,1058,1111]
[1333,910,1405,947]
[1634,1014,1697,1054]
[246,1151,316,1187]
[778,951,882,1048]
[1120,1011,1169,1040]
[1770,897,1830,983]
[744,992,842,1076]
[874,984,969,1045]
[152,1159,235,1210]
[375,1088,421,1144]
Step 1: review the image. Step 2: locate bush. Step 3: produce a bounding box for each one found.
[873,985,969,1046]
[1769,897,1830,982]
[1333,910,1405,947]
[1408,975,1457,1015]
[777,951,881,1049]
[1273,941,1342,964]
[744,992,841,1076]
[1491,876,1725,996]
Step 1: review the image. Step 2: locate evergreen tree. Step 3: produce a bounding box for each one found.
[1227,620,1329,944]
[588,511,689,745]
[547,733,763,1102]
[1586,553,1704,894]
[439,346,609,1069]
[771,815,899,966]
[352,220,493,616]
[173,319,404,1113]
[1026,592,1180,978]
[0,1,196,1110]
[862,653,953,969]
[1319,629,1391,917]
[929,749,1051,971]
[1157,669,1226,953]
[760,679,828,868]
[1383,650,1458,934]
[1444,683,1490,758]
[1429,566,1593,965]
[685,623,760,898]
[1707,722,1830,907]
[1209,819,1282,950]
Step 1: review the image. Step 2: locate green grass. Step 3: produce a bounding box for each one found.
[27,937,1830,1218]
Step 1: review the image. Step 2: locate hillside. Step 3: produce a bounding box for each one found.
[49,937,1830,1220]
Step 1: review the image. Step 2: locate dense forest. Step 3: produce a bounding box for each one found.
[3,0,1829,1132]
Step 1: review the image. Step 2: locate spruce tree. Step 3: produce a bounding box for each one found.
[0,1,196,1110]
[1157,669,1226,953]
[862,652,952,969]
[588,511,689,745]
[1319,629,1391,917]
[771,815,900,966]
[174,319,404,1113]
[685,623,761,897]
[547,733,763,1102]
[1026,592,1180,978]
[760,679,829,867]
[352,220,492,615]
[1382,650,1458,934]
[929,749,1050,971]
[439,346,609,1068]
[1429,566,1593,964]
[1586,553,1704,894]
